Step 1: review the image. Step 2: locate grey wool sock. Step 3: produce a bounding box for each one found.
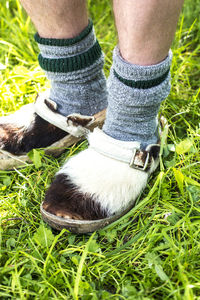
[35,20,107,116]
[103,47,172,147]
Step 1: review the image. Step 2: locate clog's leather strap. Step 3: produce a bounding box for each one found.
[35,91,95,138]
[89,128,160,171]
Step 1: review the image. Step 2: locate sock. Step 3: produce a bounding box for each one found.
[103,47,172,147]
[35,20,107,116]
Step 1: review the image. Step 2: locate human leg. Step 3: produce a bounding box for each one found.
[42,0,184,232]
[115,0,184,65]
[0,0,107,159]
[20,0,88,39]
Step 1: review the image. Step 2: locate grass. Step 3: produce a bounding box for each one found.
[0,0,200,299]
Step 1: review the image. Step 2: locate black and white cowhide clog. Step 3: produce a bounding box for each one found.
[41,117,167,233]
[0,90,106,170]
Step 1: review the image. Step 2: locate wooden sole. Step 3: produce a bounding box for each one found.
[40,199,139,234]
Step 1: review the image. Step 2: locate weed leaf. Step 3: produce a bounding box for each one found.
[0,175,11,186]
[27,149,44,169]
[88,239,100,252]
[155,264,169,281]
[146,252,169,282]
[173,168,184,195]
[184,176,200,187]
[6,238,16,248]
[33,224,55,248]
[176,139,193,155]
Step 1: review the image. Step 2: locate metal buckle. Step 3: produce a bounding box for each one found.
[129,149,150,171]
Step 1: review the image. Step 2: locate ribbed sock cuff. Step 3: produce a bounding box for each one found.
[35,20,102,73]
[38,41,102,73]
[113,47,172,89]
[34,19,93,46]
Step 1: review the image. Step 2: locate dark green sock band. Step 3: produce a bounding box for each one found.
[114,68,170,89]
[38,40,102,73]
[34,19,93,46]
